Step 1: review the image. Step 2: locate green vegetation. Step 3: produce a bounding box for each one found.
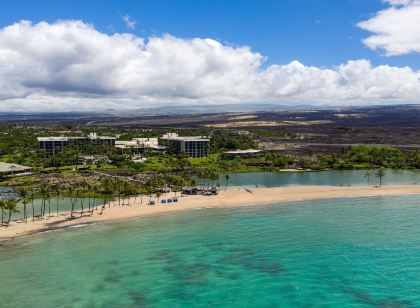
[1,122,420,227]
[309,146,420,170]
[2,123,420,210]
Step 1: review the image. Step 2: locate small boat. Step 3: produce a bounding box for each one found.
[167,198,172,203]
[161,199,166,204]
[173,197,178,202]
[148,200,155,205]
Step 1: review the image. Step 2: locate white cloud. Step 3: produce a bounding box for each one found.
[358,0,420,55]
[0,20,420,112]
[121,14,136,30]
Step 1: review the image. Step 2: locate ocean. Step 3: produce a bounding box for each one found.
[1,195,420,307]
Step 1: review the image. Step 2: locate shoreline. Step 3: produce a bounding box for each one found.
[2,184,420,242]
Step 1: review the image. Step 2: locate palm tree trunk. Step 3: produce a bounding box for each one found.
[80,198,84,216]
[56,196,59,217]
[41,199,45,218]
[70,197,77,218]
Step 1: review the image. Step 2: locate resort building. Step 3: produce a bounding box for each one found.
[77,155,110,165]
[115,138,166,154]
[37,133,116,156]
[0,162,32,177]
[159,133,210,158]
[223,149,263,159]
[37,137,69,157]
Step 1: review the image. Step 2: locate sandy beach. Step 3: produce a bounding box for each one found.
[2,184,420,241]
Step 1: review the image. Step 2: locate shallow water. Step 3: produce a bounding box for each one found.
[220,169,420,187]
[1,195,420,307]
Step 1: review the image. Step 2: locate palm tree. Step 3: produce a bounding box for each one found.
[145,185,154,203]
[224,174,230,191]
[30,190,35,221]
[46,186,52,219]
[364,171,371,185]
[6,199,19,225]
[75,186,87,216]
[210,170,220,189]
[127,182,139,206]
[102,177,113,208]
[121,180,130,206]
[376,168,385,188]
[67,185,77,218]
[22,195,30,222]
[138,183,145,205]
[0,199,6,226]
[90,181,101,211]
[77,185,88,216]
[39,183,49,219]
[156,190,162,203]
[112,178,123,206]
[53,183,61,217]
[18,187,28,222]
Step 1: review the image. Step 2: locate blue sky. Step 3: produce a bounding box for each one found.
[0,0,417,68]
[0,0,419,111]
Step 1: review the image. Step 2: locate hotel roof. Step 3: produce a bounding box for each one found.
[224,149,262,154]
[160,132,209,142]
[0,162,32,173]
[161,136,210,142]
[37,137,69,142]
[37,135,116,142]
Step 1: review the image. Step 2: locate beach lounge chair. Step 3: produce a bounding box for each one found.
[161,199,166,204]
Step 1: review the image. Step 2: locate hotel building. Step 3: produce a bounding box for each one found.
[159,133,210,158]
[37,133,116,156]
[115,138,166,154]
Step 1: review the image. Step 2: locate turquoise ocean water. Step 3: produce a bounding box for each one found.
[1,195,420,307]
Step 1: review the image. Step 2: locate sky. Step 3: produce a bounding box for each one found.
[0,0,419,112]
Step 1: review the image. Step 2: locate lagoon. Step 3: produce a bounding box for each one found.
[220,169,420,187]
[10,197,105,221]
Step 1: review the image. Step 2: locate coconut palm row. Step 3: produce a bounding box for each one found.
[363,168,386,187]
[0,172,199,227]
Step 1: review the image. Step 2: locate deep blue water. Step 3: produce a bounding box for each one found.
[1,195,420,307]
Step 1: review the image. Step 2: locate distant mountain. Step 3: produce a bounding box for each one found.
[1,103,420,122]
